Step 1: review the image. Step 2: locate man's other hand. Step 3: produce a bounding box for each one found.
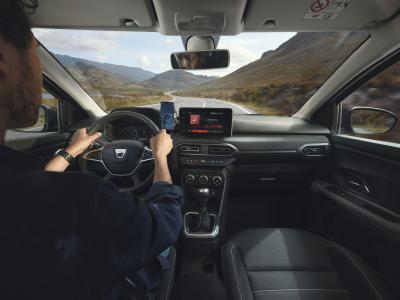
[150,129,173,159]
[67,128,102,158]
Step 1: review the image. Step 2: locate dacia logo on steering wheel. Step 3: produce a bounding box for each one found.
[115,149,127,159]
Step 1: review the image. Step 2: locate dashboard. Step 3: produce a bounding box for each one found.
[104,122,150,142]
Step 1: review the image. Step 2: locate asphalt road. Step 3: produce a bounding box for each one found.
[5,96,254,141]
[142,95,255,115]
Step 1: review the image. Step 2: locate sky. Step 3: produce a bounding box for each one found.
[33,29,296,77]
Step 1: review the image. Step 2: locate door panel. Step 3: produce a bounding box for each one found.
[312,134,400,296]
[6,132,71,162]
[330,135,400,214]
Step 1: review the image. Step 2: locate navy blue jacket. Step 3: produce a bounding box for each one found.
[0,145,183,300]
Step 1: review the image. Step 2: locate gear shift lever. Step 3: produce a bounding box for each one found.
[196,188,211,232]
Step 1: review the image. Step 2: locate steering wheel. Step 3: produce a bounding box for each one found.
[80,111,160,192]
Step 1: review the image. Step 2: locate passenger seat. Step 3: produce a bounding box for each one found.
[222,228,394,300]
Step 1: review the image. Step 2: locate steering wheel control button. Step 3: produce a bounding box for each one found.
[212,176,223,186]
[185,174,195,184]
[102,140,144,176]
[199,175,209,185]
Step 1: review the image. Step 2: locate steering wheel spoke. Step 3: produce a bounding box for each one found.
[141,146,154,163]
[82,147,104,163]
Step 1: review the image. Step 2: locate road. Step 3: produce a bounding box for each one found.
[5,95,253,141]
[142,94,255,115]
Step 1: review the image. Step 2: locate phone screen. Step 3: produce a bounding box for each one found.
[160,102,175,133]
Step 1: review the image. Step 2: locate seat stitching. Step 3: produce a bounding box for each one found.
[253,288,348,294]
[231,244,244,300]
[327,245,383,300]
[165,248,176,300]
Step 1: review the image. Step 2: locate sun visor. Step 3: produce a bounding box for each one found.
[30,0,155,29]
[245,0,400,31]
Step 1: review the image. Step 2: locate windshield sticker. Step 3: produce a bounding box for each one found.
[304,0,351,20]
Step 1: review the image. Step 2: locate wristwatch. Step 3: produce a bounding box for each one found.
[54,149,75,164]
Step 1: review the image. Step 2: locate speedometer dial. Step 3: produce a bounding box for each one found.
[119,126,138,139]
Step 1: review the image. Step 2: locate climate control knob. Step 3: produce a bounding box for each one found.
[185,174,195,184]
[198,175,209,185]
[212,176,223,186]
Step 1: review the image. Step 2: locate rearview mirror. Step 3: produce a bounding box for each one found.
[171,50,230,70]
[348,107,397,135]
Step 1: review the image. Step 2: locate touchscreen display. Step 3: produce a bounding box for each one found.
[179,108,233,136]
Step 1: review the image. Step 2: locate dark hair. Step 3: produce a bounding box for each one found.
[0,0,38,50]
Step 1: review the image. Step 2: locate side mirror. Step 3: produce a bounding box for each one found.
[171,50,230,70]
[42,105,59,132]
[16,105,58,133]
[343,107,397,135]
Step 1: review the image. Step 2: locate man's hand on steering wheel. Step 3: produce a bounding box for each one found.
[151,129,173,184]
[150,129,173,160]
[45,128,102,172]
[66,129,102,158]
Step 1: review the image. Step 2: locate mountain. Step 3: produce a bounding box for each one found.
[70,62,142,90]
[55,54,156,82]
[177,32,368,115]
[142,70,218,91]
[62,61,168,111]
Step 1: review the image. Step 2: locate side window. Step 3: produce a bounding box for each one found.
[340,63,400,144]
[5,88,60,142]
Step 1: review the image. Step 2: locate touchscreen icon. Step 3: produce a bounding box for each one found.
[190,114,200,125]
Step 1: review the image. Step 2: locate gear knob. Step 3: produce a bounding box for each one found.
[198,188,210,206]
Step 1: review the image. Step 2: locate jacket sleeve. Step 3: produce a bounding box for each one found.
[92,180,184,274]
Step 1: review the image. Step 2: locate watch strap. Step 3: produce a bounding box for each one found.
[55,149,75,164]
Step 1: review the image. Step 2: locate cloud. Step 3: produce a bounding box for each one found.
[164,38,175,45]
[33,29,122,52]
[33,29,296,77]
[140,55,151,66]
[96,55,109,63]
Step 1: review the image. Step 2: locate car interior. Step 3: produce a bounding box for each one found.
[5,0,400,299]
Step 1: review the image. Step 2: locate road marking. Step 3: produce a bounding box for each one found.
[139,95,253,114]
[205,98,253,114]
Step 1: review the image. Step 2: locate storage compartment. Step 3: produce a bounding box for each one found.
[232,163,313,191]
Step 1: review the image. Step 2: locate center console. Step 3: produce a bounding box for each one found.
[182,169,226,238]
[177,108,235,239]
[175,108,236,273]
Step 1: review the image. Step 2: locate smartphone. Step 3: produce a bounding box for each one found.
[160,102,175,133]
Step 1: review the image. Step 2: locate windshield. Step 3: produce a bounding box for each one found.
[34,30,368,115]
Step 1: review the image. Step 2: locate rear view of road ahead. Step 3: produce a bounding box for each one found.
[143,95,255,115]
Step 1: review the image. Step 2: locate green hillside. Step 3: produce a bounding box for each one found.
[65,62,170,111]
[177,32,368,116]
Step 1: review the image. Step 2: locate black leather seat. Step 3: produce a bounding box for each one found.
[222,228,394,300]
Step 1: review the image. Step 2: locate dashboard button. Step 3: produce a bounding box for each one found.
[185,174,195,184]
[212,176,223,186]
[199,175,209,185]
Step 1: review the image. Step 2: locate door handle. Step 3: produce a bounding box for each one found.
[345,175,370,194]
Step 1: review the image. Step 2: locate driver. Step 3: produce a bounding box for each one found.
[0,1,183,299]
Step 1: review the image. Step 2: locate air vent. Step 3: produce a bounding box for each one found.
[208,145,235,156]
[178,145,201,154]
[299,144,329,157]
